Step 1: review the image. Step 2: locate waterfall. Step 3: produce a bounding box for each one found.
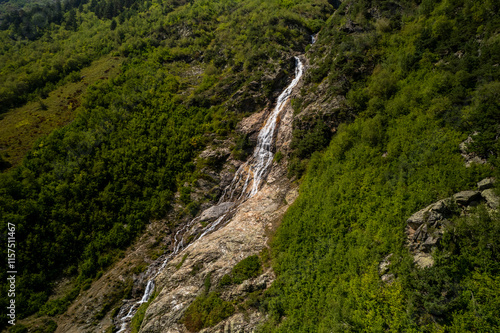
[220,56,304,201]
[115,56,303,333]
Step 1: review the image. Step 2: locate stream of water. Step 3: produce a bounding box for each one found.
[220,56,304,202]
[116,56,304,333]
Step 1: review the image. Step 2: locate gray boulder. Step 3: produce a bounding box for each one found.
[406,199,451,230]
[477,178,496,191]
[453,190,481,206]
[199,202,235,221]
[481,189,499,210]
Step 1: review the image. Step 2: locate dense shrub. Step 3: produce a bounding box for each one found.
[263,0,500,331]
[182,292,234,332]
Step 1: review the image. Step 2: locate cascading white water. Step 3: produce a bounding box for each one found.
[116,215,227,332]
[116,56,303,333]
[250,56,303,196]
[115,214,202,333]
[220,56,304,201]
[311,34,317,44]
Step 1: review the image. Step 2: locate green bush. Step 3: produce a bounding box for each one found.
[217,255,262,288]
[262,0,499,331]
[9,325,28,333]
[232,134,253,161]
[274,151,284,163]
[131,301,149,333]
[182,292,234,332]
[218,274,233,287]
[232,255,262,284]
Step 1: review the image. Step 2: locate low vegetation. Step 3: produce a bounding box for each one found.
[183,255,263,332]
[0,0,334,329]
[219,255,262,287]
[182,291,235,332]
[263,0,500,331]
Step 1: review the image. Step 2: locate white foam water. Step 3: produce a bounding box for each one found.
[220,56,304,201]
[115,57,304,333]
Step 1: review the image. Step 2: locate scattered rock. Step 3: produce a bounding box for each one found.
[381,274,395,284]
[406,199,452,231]
[414,253,434,269]
[237,109,268,138]
[453,190,481,206]
[406,197,461,268]
[198,146,231,161]
[477,178,495,191]
[459,134,488,167]
[236,280,253,294]
[248,81,260,91]
[138,91,299,332]
[405,198,451,268]
[378,253,392,275]
[406,181,497,269]
[481,189,499,210]
[199,202,235,222]
[253,271,273,290]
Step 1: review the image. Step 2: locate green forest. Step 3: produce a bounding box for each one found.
[1,0,499,332]
[0,0,331,328]
[261,0,500,332]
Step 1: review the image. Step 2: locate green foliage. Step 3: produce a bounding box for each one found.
[130,288,158,333]
[232,133,253,161]
[130,301,149,333]
[262,0,499,331]
[290,120,332,160]
[8,324,28,333]
[232,255,262,284]
[273,150,283,163]
[218,274,233,287]
[176,253,189,270]
[29,319,57,333]
[463,81,500,164]
[286,156,307,179]
[218,255,262,287]
[182,292,235,332]
[190,262,203,276]
[38,285,80,316]
[204,272,212,294]
[406,206,500,329]
[0,154,12,171]
[94,279,133,320]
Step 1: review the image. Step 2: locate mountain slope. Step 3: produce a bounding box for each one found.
[1,0,499,332]
[0,0,333,331]
[260,0,500,331]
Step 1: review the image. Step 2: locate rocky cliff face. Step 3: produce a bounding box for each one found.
[137,74,301,333]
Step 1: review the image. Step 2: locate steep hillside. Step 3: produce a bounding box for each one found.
[260,0,500,332]
[1,0,499,332]
[0,0,333,331]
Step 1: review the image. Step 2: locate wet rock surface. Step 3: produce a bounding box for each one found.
[136,59,302,333]
[200,202,235,222]
[140,141,297,333]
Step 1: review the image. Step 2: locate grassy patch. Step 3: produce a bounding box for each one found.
[176,253,189,270]
[0,56,123,170]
